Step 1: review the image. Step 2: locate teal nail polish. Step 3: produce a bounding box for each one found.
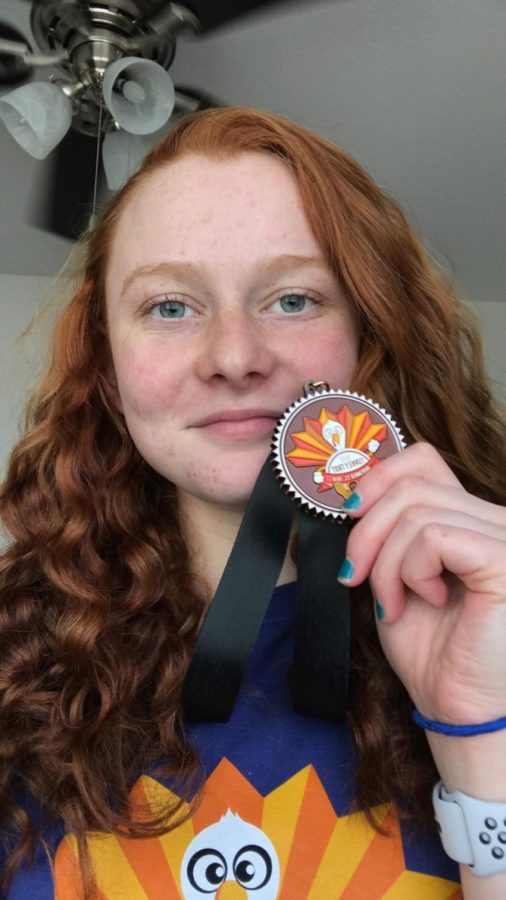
[337,557,354,581]
[375,599,385,621]
[342,491,362,511]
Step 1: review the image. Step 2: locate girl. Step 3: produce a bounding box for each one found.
[1,107,505,899]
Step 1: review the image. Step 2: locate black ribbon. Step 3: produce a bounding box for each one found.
[183,456,350,722]
[290,510,350,719]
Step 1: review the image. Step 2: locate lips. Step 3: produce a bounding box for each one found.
[192,408,281,439]
[192,408,281,427]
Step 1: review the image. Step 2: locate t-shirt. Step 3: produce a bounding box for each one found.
[4,583,461,899]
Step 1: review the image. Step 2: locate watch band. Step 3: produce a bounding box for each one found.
[433,781,506,876]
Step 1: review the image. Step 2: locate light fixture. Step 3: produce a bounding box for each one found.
[0,2,199,176]
[0,0,280,235]
[0,54,175,172]
[102,129,154,190]
[0,0,288,172]
[102,57,175,135]
[0,81,73,159]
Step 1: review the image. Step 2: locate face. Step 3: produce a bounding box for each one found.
[106,151,358,510]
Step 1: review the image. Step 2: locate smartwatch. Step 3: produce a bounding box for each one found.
[433,781,506,876]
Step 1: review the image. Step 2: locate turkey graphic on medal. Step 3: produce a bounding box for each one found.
[272,386,406,519]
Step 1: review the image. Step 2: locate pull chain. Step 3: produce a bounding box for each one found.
[89,99,104,231]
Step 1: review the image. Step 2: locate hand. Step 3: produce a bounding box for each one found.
[339,443,506,725]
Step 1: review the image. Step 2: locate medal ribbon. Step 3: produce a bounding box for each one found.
[182,455,350,722]
[291,510,350,718]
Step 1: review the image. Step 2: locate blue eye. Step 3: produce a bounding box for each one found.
[157,299,193,318]
[273,293,315,314]
[143,297,196,319]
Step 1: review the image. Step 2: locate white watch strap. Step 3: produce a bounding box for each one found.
[433,781,506,877]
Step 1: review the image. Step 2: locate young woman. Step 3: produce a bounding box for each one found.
[1,107,505,899]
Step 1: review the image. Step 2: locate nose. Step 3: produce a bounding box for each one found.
[194,307,276,388]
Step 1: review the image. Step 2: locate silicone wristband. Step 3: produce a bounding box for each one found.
[433,781,506,876]
[413,709,506,737]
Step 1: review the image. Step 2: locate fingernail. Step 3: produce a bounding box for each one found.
[337,557,354,581]
[342,491,362,511]
[375,599,385,621]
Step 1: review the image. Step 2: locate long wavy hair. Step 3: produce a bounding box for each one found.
[1,107,505,897]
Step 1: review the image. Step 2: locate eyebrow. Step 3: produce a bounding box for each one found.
[119,254,330,299]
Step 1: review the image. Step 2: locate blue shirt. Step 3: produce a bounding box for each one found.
[3,583,460,898]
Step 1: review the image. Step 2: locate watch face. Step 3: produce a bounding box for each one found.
[272,386,406,519]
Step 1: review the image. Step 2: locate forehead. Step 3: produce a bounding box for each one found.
[107,151,323,274]
[125,150,300,213]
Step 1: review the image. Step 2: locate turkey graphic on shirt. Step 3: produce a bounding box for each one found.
[54,759,461,898]
[180,810,280,898]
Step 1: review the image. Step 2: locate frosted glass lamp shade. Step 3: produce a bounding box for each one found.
[0,82,73,159]
[102,57,175,135]
[102,130,153,190]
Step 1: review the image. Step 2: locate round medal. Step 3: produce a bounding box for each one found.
[272,382,406,519]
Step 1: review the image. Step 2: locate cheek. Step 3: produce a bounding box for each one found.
[112,341,181,417]
[290,325,358,387]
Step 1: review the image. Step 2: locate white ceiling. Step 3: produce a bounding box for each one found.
[0,0,505,307]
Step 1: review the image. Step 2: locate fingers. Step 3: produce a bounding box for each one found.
[337,442,506,621]
[344,442,462,508]
[400,525,506,603]
[343,443,505,527]
[344,479,505,589]
[370,514,506,622]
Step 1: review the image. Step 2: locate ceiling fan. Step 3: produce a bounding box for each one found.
[0,0,295,238]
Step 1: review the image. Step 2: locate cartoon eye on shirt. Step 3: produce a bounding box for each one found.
[180,810,280,898]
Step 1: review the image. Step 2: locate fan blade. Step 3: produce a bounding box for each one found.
[147,0,300,33]
[30,128,109,240]
[173,84,225,114]
[0,22,33,85]
[178,0,299,32]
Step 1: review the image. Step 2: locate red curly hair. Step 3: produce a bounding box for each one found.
[1,107,505,897]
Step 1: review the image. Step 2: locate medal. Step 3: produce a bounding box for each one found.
[272,381,406,519]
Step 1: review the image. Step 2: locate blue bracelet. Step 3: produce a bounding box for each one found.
[413,708,506,737]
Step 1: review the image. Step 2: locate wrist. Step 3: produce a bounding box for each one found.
[428,730,506,801]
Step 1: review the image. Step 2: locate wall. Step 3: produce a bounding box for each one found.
[0,274,59,479]
[474,300,506,400]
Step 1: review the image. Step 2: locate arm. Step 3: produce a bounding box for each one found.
[338,443,506,898]
[429,730,506,899]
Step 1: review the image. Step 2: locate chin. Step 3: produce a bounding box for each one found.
[196,478,262,510]
[183,456,269,510]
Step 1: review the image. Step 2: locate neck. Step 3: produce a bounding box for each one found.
[179,492,297,596]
